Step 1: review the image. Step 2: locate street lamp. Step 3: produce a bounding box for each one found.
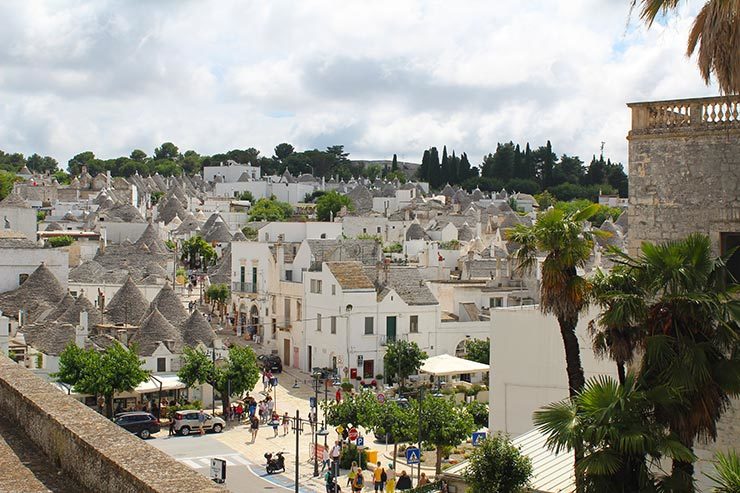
[312,371,322,477]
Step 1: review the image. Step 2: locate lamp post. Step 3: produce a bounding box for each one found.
[417,384,423,483]
[211,342,217,415]
[312,371,321,477]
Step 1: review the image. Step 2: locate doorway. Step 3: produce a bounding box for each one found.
[308,345,313,372]
[386,316,397,344]
[283,339,291,367]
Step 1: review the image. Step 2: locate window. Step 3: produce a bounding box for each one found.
[320,233,327,239]
[363,228,367,234]
[317,313,322,332]
[331,316,337,334]
[297,301,302,320]
[410,315,419,333]
[332,284,336,295]
[489,297,503,308]
[377,226,381,234]
[284,300,291,326]
[18,273,28,285]
[310,279,323,294]
[364,317,374,335]
[285,270,293,282]
[157,358,166,372]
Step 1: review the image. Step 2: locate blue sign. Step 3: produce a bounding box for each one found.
[472,432,487,446]
[405,447,420,465]
[309,397,316,409]
[356,436,365,447]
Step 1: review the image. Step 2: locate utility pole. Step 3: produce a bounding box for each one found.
[294,409,300,493]
[313,374,320,477]
[417,385,423,483]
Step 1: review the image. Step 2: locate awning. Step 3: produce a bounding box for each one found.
[135,375,187,393]
[419,353,489,377]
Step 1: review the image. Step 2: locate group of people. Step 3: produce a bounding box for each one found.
[322,437,431,493]
[262,369,278,392]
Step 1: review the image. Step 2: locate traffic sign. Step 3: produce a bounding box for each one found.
[309,397,317,409]
[335,425,344,435]
[472,432,487,446]
[210,458,226,483]
[356,436,365,447]
[377,393,386,404]
[405,447,420,465]
[348,427,359,441]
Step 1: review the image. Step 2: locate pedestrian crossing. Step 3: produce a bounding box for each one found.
[177,453,251,469]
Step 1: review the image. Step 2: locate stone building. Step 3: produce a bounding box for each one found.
[627,95,739,491]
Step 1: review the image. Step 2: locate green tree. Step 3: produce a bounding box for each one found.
[0,171,19,200]
[633,0,739,95]
[237,190,255,202]
[507,204,604,486]
[130,149,148,162]
[178,346,260,415]
[464,338,490,365]
[26,153,58,174]
[534,190,557,209]
[248,197,293,221]
[180,235,217,269]
[205,283,230,318]
[463,432,533,493]
[466,400,489,428]
[534,374,695,492]
[391,154,398,172]
[363,164,382,182]
[274,143,295,161]
[383,340,428,387]
[154,142,180,160]
[52,170,71,185]
[415,395,476,474]
[56,343,149,418]
[554,200,621,227]
[604,234,740,483]
[324,389,379,431]
[67,151,96,175]
[371,400,415,469]
[316,190,353,221]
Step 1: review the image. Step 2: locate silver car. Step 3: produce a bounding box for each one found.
[172,411,225,436]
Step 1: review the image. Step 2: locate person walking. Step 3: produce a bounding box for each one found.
[330,440,341,464]
[249,415,260,443]
[266,370,274,391]
[259,400,267,423]
[248,397,257,418]
[321,446,331,472]
[266,396,275,418]
[270,411,280,438]
[198,410,206,436]
[168,417,176,436]
[347,461,358,488]
[351,468,365,492]
[373,462,386,492]
[282,412,291,436]
[384,464,396,493]
[262,371,269,393]
[417,472,429,487]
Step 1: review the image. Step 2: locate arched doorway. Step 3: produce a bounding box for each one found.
[249,305,260,341]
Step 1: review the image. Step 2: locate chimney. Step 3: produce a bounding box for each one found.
[117,329,128,346]
[163,339,175,352]
[0,312,9,356]
[75,311,89,348]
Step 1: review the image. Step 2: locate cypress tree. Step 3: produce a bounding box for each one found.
[391,153,398,172]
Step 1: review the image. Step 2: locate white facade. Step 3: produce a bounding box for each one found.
[0,248,69,293]
[258,222,342,243]
[0,207,37,241]
[203,163,261,183]
[341,216,407,243]
[213,180,316,205]
[488,306,618,436]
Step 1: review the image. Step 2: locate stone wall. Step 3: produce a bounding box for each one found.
[627,96,740,492]
[0,355,224,493]
[627,97,740,255]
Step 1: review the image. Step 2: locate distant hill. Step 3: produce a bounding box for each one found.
[350,160,420,178]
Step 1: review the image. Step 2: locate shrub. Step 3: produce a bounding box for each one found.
[48,235,74,248]
[383,243,402,253]
[339,443,367,469]
[463,432,532,493]
[466,400,489,428]
[439,240,460,250]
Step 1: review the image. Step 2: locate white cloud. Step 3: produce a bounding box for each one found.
[0,0,718,168]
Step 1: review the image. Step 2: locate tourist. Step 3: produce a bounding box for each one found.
[266,370,274,391]
[395,470,412,490]
[373,461,386,492]
[248,397,257,418]
[235,402,244,421]
[385,464,396,493]
[417,472,429,486]
[351,468,365,492]
[282,412,291,436]
[271,411,280,437]
[259,400,267,423]
[330,440,341,464]
[266,396,275,417]
[262,371,269,392]
[347,461,358,487]
[249,415,260,443]
[198,410,206,435]
[321,446,331,472]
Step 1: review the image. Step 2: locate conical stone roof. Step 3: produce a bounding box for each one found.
[0,193,31,209]
[56,293,101,326]
[0,263,67,321]
[147,283,188,328]
[204,218,232,243]
[104,277,149,326]
[44,293,75,322]
[134,223,168,254]
[182,309,216,347]
[131,307,182,356]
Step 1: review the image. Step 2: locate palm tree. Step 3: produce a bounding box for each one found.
[507,205,603,397]
[632,0,740,96]
[609,233,740,485]
[534,374,695,492]
[705,450,740,492]
[589,267,646,385]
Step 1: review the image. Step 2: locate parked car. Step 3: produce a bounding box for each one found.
[172,411,225,436]
[258,354,283,373]
[114,411,161,439]
[311,367,338,381]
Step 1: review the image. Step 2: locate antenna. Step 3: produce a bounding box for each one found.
[600,141,605,158]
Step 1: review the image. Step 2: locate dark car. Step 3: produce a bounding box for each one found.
[258,354,283,373]
[114,411,161,439]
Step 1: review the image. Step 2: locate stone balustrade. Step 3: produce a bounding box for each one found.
[628,95,739,135]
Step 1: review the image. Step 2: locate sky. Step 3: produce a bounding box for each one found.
[0,0,718,169]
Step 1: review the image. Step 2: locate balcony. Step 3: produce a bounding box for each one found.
[628,96,739,137]
[378,334,397,346]
[232,282,256,293]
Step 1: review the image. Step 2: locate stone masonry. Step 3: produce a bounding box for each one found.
[627,95,739,491]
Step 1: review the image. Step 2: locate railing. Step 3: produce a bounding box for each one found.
[628,96,739,135]
[379,334,397,346]
[232,282,256,293]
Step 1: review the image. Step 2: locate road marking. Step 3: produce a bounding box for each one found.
[177,453,251,468]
